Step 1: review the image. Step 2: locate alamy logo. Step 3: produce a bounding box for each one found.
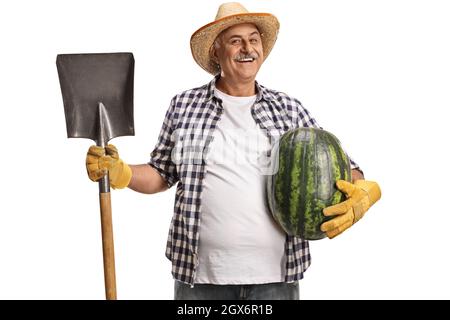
[171,122,280,175]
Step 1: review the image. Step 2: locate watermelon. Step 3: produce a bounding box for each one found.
[266,128,351,240]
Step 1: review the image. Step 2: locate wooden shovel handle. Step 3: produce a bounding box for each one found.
[100,192,117,300]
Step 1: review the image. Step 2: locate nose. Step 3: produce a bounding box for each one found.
[241,40,251,53]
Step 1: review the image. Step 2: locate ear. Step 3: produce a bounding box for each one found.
[209,45,219,63]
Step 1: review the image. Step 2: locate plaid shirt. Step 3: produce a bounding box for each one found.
[149,76,359,286]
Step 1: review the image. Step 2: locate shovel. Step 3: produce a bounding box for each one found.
[56,52,135,300]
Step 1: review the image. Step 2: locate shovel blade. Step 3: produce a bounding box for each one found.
[56,52,135,144]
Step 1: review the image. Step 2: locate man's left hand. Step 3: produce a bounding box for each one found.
[320,180,381,239]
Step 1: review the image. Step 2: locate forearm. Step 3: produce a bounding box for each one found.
[351,168,364,182]
[128,164,168,194]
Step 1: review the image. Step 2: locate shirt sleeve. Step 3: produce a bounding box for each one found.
[294,98,362,171]
[148,97,179,188]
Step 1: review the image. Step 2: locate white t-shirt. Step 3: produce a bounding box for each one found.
[195,88,286,284]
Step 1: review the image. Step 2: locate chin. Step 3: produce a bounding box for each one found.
[245,72,259,80]
[238,68,259,78]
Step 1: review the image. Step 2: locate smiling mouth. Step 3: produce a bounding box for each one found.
[235,57,255,63]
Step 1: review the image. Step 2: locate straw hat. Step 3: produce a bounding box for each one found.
[190,2,280,75]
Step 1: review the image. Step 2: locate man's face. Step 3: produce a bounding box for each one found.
[213,23,264,82]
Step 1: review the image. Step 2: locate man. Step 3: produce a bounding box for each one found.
[86,2,381,300]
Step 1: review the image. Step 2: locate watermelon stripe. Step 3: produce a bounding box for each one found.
[278,130,294,233]
[324,132,350,204]
[288,130,301,234]
[323,132,342,206]
[303,129,314,238]
[297,128,310,236]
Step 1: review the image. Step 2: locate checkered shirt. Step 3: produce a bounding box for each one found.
[148,76,360,286]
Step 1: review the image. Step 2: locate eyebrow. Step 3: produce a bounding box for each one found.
[228,31,260,39]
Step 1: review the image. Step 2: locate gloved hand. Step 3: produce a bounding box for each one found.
[320,180,381,239]
[86,144,132,189]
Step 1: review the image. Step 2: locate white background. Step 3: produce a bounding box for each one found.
[1,0,449,299]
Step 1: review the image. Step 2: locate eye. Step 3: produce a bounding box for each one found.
[231,39,241,45]
[250,38,259,44]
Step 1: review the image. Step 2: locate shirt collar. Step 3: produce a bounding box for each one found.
[203,75,275,103]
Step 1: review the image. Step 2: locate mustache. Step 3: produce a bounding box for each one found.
[233,53,259,61]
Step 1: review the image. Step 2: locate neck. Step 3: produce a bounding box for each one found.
[216,76,256,97]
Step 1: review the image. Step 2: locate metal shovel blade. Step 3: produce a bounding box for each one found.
[56,52,135,300]
[56,52,135,144]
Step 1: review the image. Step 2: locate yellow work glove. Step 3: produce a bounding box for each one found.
[320,180,381,239]
[85,144,132,189]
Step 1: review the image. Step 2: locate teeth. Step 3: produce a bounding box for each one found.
[237,58,254,62]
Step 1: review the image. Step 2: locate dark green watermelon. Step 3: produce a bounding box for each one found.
[266,128,351,240]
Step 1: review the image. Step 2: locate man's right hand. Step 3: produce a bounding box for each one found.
[86,145,132,189]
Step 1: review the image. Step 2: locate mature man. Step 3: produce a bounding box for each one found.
[86,2,381,300]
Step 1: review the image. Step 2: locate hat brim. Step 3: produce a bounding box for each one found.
[190,13,280,75]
